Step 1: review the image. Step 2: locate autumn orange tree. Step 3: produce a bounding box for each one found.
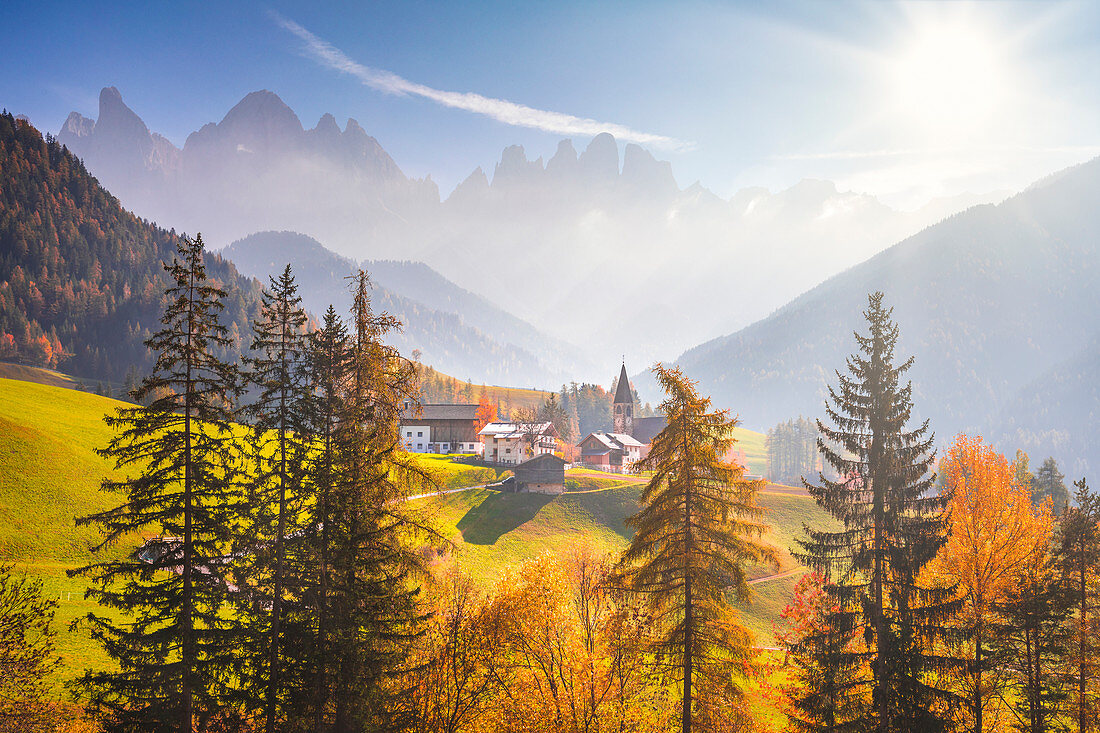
[935,434,1053,733]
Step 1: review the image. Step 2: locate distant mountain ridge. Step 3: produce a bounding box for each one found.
[653,155,1100,477]
[53,87,1004,376]
[220,231,588,386]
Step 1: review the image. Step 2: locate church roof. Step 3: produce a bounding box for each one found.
[613,363,633,404]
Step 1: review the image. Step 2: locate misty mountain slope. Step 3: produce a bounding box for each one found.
[656,156,1100,472]
[997,334,1100,478]
[53,87,1001,375]
[364,259,595,376]
[220,231,567,387]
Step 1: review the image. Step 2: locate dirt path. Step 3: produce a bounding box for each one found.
[747,567,805,586]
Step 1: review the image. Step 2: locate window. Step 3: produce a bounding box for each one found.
[405,430,412,437]
[505,448,511,454]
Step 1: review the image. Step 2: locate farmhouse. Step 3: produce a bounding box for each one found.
[578,431,644,473]
[513,453,567,494]
[479,421,560,465]
[399,403,481,454]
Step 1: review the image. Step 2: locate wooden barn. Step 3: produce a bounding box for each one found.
[513,453,567,495]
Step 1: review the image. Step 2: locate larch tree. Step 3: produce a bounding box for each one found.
[616,363,776,733]
[328,270,435,732]
[72,234,242,732]
[237,264,313,732]
[794,291,960,733]
[936,434,1052,733]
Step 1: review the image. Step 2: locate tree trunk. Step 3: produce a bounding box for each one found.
[182,267,195,733]
[975,627,982,733]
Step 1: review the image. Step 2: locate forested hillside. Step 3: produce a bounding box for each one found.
[0,112,261,380]
[660,156,1100,475]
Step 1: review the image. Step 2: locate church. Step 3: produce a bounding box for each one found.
[612,362,667,451]
[576,363,668,472]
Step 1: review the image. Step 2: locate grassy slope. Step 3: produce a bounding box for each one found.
[0,374,823,685]
[412,480,836,645]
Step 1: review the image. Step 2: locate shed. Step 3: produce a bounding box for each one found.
[513,453,567,495]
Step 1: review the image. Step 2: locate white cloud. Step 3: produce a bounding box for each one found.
[272,13,692,152]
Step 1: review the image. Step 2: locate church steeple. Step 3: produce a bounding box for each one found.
[613,362,634,436]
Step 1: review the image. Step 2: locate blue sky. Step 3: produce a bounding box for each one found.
[3,0,1099,208]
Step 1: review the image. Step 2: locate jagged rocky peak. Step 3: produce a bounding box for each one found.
[185,89,304,154]
[94,86,153,144]
[578,132,619,180]
[546,139,579,176]
[312,112,341,137]
[622,143,678,197]
[492,144,544,187]
[61,111,94,138]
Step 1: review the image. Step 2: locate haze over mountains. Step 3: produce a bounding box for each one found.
[653,157,1100,477]
[56,86,1002,373]
[221,231,594,385]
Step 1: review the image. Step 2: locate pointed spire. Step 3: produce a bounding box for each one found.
[614,362,633,404]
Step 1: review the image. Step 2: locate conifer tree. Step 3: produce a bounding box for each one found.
[793,291,960,733]
[1035,458,1070,513]
[328,271,434,732]
[237,264,313,732]
[297,305,351,730]
[1056,477,1100,733]
[616,363,776,733]
[72,234,242,732]
[991,537,1071,733]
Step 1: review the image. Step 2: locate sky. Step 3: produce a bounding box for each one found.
[3,0,1100,209]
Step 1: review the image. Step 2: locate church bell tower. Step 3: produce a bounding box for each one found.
[612,362,634,436]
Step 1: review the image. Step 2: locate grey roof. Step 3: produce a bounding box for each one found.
[515,453,567,470]
[478,421,557,439]
[401,403,478,422]
[632,416,668,444]
[579,431,644,451]
[613,363,633,404]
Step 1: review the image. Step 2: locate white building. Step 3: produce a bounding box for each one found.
[399,403,482,455]
[478,421,560,465]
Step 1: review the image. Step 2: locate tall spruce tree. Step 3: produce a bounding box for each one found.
[327,271,434,732]
[616,364,776,733]
[71,234,242,732]
[793,291,960,733]
[237,264,313,732]
[1056,477,1100,733]
[298,305,351,730]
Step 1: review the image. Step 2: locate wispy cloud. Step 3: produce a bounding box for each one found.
[272,13,692,152]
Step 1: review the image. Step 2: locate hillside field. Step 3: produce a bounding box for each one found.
[0,373,826,686]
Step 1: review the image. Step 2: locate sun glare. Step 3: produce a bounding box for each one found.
[887,17,1007,141]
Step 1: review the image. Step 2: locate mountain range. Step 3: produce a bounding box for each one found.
[55,86,1002,374]
[652,156,1100,477]
[221,231,594,385]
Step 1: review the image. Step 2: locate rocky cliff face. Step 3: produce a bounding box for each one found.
[55,87,1001,374]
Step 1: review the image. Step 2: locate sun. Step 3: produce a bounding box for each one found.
[886,15,1007,142]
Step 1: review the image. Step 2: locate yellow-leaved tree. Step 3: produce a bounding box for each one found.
[935,434,1052,733]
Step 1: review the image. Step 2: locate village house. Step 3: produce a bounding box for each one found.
[478,420,560,465]
[399,402,482,455]
[577,431,644,473]
[512,453,567,494]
